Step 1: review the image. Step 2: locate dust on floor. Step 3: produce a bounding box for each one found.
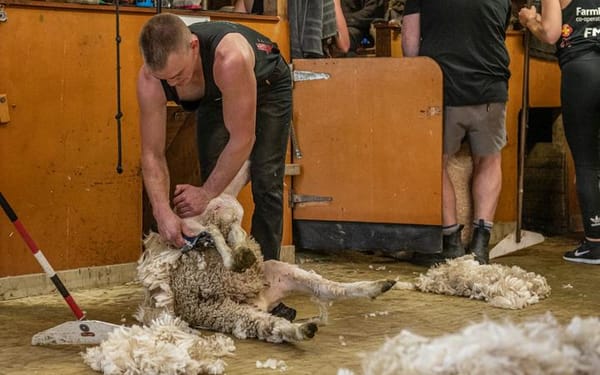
[0,235,598,375]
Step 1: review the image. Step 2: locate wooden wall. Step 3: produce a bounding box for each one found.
[0,3,289,277]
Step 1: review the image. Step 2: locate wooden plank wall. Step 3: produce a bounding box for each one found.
[0,4,289,277]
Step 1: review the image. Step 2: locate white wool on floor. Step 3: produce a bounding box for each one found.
[256,358,288,371]
[362,313,600,375]
[394,255,551,309]
[82,313,235,375]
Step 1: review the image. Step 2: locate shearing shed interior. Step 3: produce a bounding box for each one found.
[1,0,598,374]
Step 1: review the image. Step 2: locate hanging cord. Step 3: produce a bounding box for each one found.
[114,0,123,174]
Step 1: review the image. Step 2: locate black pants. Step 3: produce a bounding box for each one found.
[196,58,292,260]
[561,51,600,238]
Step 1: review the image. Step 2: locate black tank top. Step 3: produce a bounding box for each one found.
[161,21,283,111]
[556,0,600,66]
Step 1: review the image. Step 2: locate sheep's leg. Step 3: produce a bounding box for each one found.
[203,224,235,270]
[180,298,317,343]
[258,260,396,310]
[226,224,258,272]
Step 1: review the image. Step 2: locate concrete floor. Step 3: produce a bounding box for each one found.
[0,235,598,375]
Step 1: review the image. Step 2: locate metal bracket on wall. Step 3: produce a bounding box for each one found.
[292,70,330,83]
[287,65,330,160]
[0,5,7,22]
[289,191,333,208]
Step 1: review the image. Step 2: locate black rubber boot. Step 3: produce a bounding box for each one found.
[269,302,297,322]
[469,224,491,264]
[411,225,465,266]
[442,224,466,258]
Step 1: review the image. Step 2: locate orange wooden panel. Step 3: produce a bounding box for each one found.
[292,57,443,225]
[0,6,291,277]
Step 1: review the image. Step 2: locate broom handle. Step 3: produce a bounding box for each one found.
[0,192,86,320]
[517,1,533,243]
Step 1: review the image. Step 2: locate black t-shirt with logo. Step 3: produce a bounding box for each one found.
[556,0,600,67]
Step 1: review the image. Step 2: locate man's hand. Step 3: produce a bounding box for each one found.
[155,209,191,248]
[519,5,540,29]
[173,184,212,218]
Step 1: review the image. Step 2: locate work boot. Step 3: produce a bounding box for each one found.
[269,302,297,322]
[442,224,466,258]
[469,226,491,264]
[411,225,465,266]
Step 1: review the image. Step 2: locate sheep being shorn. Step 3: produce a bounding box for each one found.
[137,230,395,343]
[359,313,600,375]
[136,161,396,343]
[394,255,551,309]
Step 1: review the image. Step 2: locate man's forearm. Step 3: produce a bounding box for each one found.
[142,154,173,218]
[401,13,421,57]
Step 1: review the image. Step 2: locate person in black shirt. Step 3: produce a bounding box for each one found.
[341,0,385,52]
[520,0,600,265]
[402,0,512,265]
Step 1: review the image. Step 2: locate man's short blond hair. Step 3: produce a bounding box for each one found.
[139,13,192,72]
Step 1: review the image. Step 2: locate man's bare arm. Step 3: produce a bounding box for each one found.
[201,33,257,201]
[138,66,189,246]
[402,13,421,57]
[518,0,562,44]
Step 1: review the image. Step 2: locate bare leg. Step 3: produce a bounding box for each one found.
[472,153,502,221]
[256,260,396,311]
[442,154,458,226]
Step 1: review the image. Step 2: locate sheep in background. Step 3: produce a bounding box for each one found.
[394,255,551,309]
[136,161,396,343]
[359,313,600,375]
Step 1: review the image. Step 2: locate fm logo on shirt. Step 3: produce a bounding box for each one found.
[584,27,600,37]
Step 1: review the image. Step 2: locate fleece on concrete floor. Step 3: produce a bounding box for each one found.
[0,235,598,375]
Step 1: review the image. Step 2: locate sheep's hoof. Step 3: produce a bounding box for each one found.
[369,280,397,299]
[380,280,397,293]
[300,322,318,339]
[231,247,257,273]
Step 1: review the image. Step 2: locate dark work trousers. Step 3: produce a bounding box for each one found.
[561,50,600,239]
[195,58,292,260]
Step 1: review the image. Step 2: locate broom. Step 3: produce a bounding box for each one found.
[490,3,545,259]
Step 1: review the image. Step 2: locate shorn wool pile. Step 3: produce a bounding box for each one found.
[83,313,235,374]
[394,255,551,309]
[355,313,600,375]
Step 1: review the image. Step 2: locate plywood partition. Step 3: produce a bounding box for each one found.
[292,57,443,225]
[0,7,147,277]
[0,4,289,277]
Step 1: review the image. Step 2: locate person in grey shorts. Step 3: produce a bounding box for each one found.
[402,0,511,265]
